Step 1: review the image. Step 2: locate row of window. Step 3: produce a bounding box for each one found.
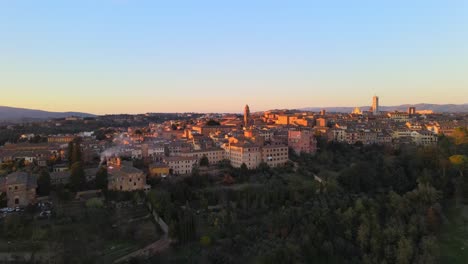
[117,177,141,182]
[263,153,287,157]
[119,182,140,190]
[171,165,193,169]
[169,160,196,164]
[8,186,19,191]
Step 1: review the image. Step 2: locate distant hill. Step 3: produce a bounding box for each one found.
[0,106,96,121]
[299,103,468,113]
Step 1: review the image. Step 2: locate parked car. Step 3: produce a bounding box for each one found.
[0,208,15,213]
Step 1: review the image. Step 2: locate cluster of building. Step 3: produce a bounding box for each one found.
[324,97,465,146]
[102,105,316,175]
[1,99,467,208]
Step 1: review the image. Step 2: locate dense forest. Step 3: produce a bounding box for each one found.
[144,129,468,264]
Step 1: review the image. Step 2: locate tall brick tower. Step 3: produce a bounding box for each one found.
[244,104,250,128]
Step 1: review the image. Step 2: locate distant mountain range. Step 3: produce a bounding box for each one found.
[1,103,467,122]
[0,106,95,121]
[299,103,468,113]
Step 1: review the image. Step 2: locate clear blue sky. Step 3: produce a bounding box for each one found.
[1,0,467,114]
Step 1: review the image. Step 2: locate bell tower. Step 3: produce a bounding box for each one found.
[244,104,250,128]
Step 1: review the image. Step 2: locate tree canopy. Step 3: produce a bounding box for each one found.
[70,161,86,191]
[206,120,221,126]
[37,169,51,196]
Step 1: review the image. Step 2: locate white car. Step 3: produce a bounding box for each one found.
[1,208,15,213]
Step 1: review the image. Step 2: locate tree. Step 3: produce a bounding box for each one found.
[29,135,44,144]
[68,137,82,168]
[95,166,108,191]
[70,162,86,191]
[0,192,6,208]
[217,159,232,169]
[240,163,248,172]
[396,237,413,264]
[71,142,82,165]
[191,165,200,178]
[200,155,209,167]
[206,120,221,126]
[67,142,74,168]
[357,222,370,251]
[200,235,212,246]
[37,169,51,196]
[86,197,104,208]
[172,207,196,244]
[451,127,468,145]
[14,158,25,170]
[240,163,249,182]
[449,155,468,177]
[94,129,107,141]
[258,161,270,174]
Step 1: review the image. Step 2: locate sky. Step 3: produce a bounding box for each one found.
[1,0,467,114]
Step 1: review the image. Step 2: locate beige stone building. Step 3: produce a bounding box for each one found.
[163,156,198,175]
[192,125,236,136]
[223,141,288,169]
[179,149,225,165]
[276,115,299,125]
[261,145,289,167]
[387,112,410,122]
[410,131,438,146]
[107,160,148,192]
[47,135,75,143]
[1,172,37,207]
[328,128,346,142]
[224,142,262,169]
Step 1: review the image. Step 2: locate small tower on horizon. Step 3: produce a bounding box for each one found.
[372,96,379,115]
[244,104,250,128]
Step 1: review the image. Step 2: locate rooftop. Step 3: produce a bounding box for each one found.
[3,171,37,189]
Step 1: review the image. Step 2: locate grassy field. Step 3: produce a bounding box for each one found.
[439,201,468,263]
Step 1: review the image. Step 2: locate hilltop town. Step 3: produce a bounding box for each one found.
[1,97,467,187]
[0,98,467,262]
